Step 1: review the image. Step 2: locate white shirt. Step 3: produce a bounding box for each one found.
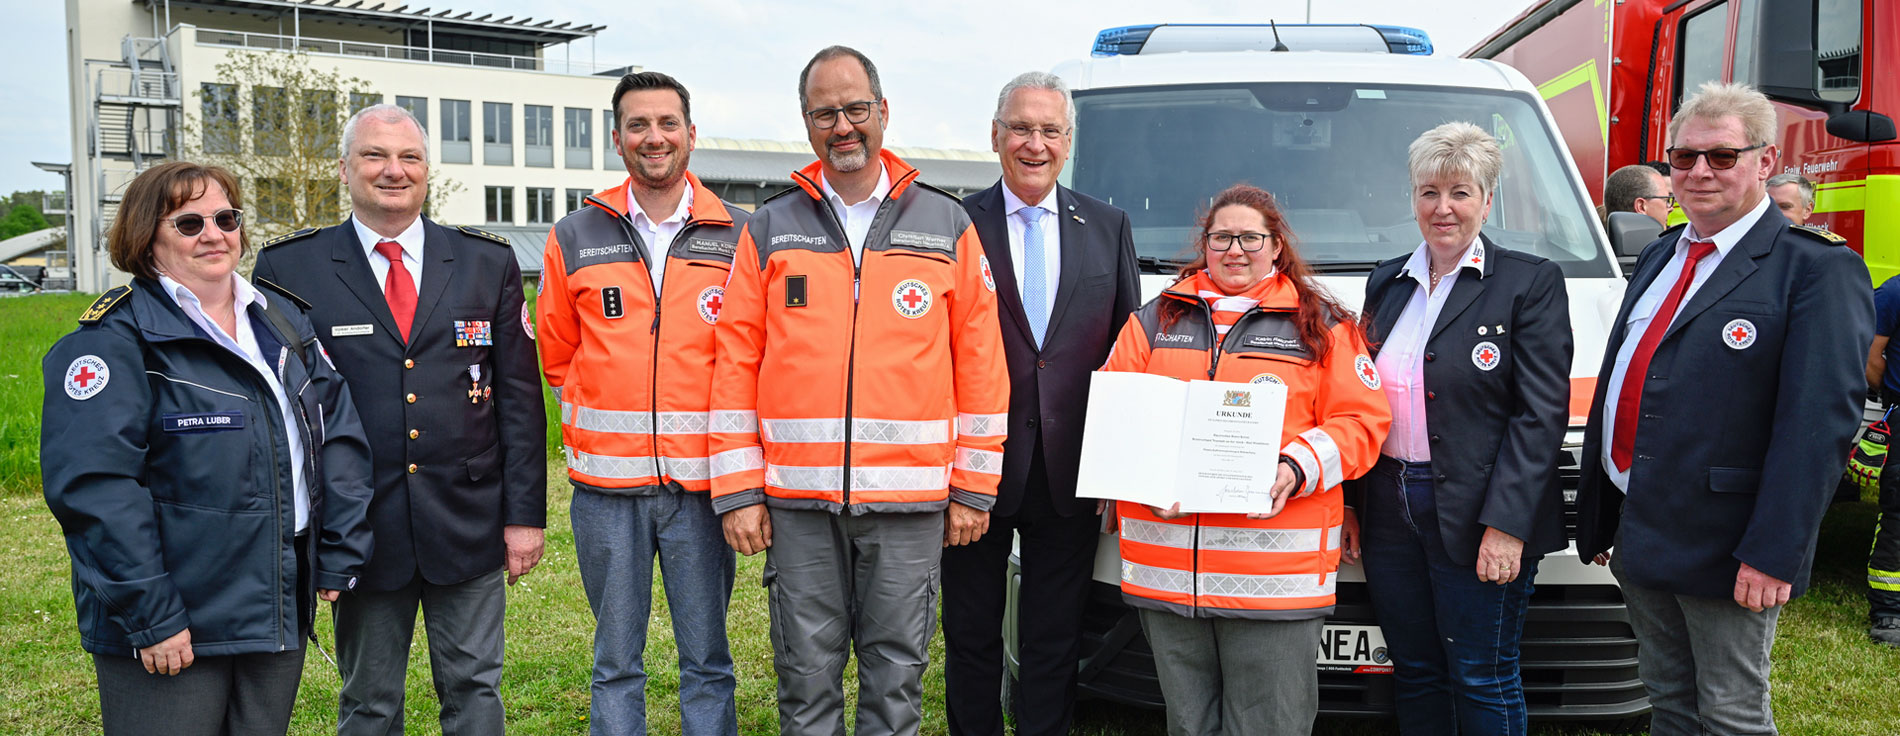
[821,164,893,263]
[1600,194,1772,490]
[158,272,309,532]
[1374,238,1486,462]
[1002,185,1062,320]
[353,215,425,292]
[629,183,694,293]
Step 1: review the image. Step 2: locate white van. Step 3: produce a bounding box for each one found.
[1001,23,1649,726]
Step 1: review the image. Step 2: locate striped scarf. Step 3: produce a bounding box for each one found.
[1187,267,1280,347]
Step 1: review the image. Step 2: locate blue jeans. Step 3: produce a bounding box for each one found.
[1361,457,1537,736]
[571,488,738,736]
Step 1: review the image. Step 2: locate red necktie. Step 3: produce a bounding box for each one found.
[376,240,417,343]
[1612,240,1717,471]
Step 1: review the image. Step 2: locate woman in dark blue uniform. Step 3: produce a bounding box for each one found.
[40,161,374,735]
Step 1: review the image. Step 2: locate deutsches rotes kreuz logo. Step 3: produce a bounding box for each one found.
[1354,354,1381,390]
[697,286,725,325]
[1722,318,1757,350]
[892,279,933,319]
[979,255,996,293]
[64,354,110,401]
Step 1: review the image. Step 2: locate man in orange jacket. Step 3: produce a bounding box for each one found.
[537,71,748,736]
[710,46,1009,736]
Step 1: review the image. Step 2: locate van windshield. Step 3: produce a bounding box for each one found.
[1063,83,1613,277]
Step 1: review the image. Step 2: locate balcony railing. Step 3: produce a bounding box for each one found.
[194,29,618,77]
[96,66,181,104]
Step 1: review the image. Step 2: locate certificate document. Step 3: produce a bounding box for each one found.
[1075,371,1288,514]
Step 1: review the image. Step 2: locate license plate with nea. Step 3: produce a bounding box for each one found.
[1316,624,1392,674]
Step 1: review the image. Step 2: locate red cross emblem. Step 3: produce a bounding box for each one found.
[1729,326,1749,342]
[697,286,726,325]
[1722,318,1757,349]
[892,279,932,318]
[1479,347,1497,362]
[1472,341,1501,371]
[979,255,996,293]
[72,366,97,388]
[1354,355,1381,389]
[63,354,111,401]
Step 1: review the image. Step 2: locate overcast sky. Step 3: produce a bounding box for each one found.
[0,0,1539,195]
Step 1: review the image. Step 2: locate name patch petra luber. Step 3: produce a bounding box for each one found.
[889,230,955,253]
[687,238,736,257]
[162,411,246,433]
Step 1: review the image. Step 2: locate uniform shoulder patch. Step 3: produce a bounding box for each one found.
[261,227,319,249]
[1790,223,1848,246]
[78,285,131,324]
[253,276,312,311]
[457,225,513,247]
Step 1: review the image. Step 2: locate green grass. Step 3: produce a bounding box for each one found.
[4,293,1898,733]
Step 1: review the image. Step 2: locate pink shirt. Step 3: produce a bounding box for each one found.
[1372,238,1486,461]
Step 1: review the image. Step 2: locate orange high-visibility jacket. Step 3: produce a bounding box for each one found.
[538,172,749,494]
[1103,272,1391,619]
[709,150,1009,514]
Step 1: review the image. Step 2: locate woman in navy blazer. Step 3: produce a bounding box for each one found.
[1353,122,1573,734]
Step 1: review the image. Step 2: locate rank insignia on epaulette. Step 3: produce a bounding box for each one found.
[262,227,319,248]
[78,285,131,324]
[457,225,512,247]
[1791,223,1847,245]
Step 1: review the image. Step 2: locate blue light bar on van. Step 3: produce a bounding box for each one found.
[1091,23,1434,57]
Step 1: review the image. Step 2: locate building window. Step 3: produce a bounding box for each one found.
[440,99,472,164]
[253,86,291,156]
[256,178,294,222]
[603,109,616,168]
[485,185,513,224]
[564,107,593,169]
[395,95,428,133]
[201,83,239,154]
[525,105,554,168]
[526,187,555,224]
[483,102,513,166]
[304,89,341,157]
[565,188,591,214]
[349,92,383,114]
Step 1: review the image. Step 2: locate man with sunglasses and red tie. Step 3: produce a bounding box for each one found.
[1575,82,1872,735]
[252,103,545,736]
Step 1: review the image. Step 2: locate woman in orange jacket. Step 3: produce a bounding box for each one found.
[1101,184,1391,735]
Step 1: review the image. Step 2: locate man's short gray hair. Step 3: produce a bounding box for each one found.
[1408,121,1502,196]
[341,103,430,159]
[1669,82,1777,148]
[993,71,1076,132]
[1766,172,1815,208]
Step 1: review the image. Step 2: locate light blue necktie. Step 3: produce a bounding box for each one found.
[1019,207,1049,346]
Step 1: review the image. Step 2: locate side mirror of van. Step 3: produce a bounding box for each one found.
[1828,110,1898,143]
[1606,211,1662,268]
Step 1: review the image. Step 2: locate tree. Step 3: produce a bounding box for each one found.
[0,203,51,241]
[181,50,461,272]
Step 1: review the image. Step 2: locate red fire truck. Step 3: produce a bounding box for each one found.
[1467,0,1895,284]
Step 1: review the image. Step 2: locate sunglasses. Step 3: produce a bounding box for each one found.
[1665,143,1766,171]
[166,208,244,237]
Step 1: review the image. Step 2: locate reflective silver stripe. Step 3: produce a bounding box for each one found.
[1120,518,1196,549]
[765,464,843,490]
[1199,526,1324,553]
[854,418,951,445]
[1281,442,1321,496]
[1299,427,1344,491]
[657,411,709,435]
[663,456,711,481]
[564,446,660,480]
[1122,560,1194,594]
[551,385,563,402]
[957,412,1009,438]
[710,447,765,477]
[711,410,759,434]
[761,418,845,443]
[954,447,1003,475]
[1326,525,1341,551]
[568,404,652,434]
[1198,571,1336,599]
[763,464,952,492]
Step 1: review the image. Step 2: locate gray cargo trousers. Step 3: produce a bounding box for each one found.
[764,506,944,736]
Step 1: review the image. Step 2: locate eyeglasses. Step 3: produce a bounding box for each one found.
[1640,193,1677,208]
[805,99,881,129]
[166,208,244,237]
[1665,143,1767,171]
[998,121,1070,141]
[1204,232,1273,252]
